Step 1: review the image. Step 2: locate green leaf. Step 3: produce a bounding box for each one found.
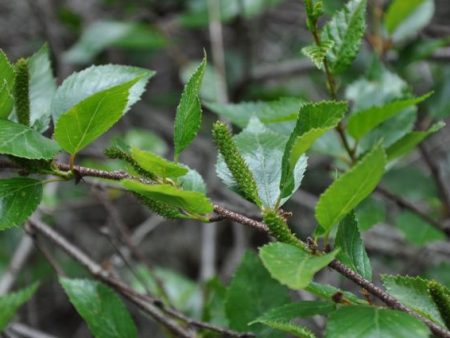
[205,97,305,134]
[428,280,450,329]
[51,64,154,122]
[63,21,165,64]
[0,119,60,159]
[315,144,387,234]
[347,92,433,140]
[122,179,213,215]
[382,275,444,325]
[325,305,430,338]
[28,44,57,132]
[335,211,372,280]
[384,0,434,42]
[0,282,39,330]
[301,41,334,69]
[177,169,207,193]
[0,50,15,119]
[225,251,290,337]
[54,79,140,155]
[60,278,137,338]
[0,177,42,231]
[216,118,307,208]
[386,121,445,160]
[203,277,228,327]
[259,242,338,290]
[173,54,206,159]
[280,101,346,198]
[306,282,367,305]
[321,0,367,73]
[252,320,315,338]
[355,197,386,231]
[130,147,188,178]
[394,211,445,246]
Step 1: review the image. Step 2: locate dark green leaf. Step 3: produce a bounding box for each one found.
[0,50,15,119]
[394,211,445,246]
[280,101,346,198]
[259,242,338,289]
[325,305,430,338]
[174,54,206,159]
[122,179,213,215]
[60,278,137,338]
[0,282,39,330]
[355,197,386,231]
[225,251,290,337]
[335,211,372,280]
[54,79,140,155]
[315,144,387,234]
[321,0,367,73]
[253,301,336,323]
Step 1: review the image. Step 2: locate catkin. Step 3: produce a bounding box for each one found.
[429,280,450,329]
[262,209,302,248]
[14,58,30,126]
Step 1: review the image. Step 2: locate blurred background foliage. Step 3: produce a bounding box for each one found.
[1,0,450,336]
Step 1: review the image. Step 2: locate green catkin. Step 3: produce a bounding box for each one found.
[14,58,30,126]
[135,194,184,219]
[212,121,261,206]
[428,280,450,329]
[262,209,303,248]
[105,146,157,181]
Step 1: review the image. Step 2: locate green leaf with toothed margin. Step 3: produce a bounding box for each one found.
[315,144,387,235]
[54,78,140,155]
[60,278,137,338]
[174,54,206,159]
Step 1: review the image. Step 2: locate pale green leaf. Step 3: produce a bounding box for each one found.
[225,251,290,337]
[386,122,445,160]
[325,305,430,338]
[382,275,444,325]
[54,79,139,155]
[301,41,334,69]
[205,97,305,134]
[252,320,315,338]
[130,147,188,178]
[395,211,445,246]
[216,118,307,208]
[348,92,433,140]
[335,211,372,280]
[280,101,346,198]
[321,0,367,73]
[177,169,207,193]
[0,282,39,330]
[384,0,434,42]
[0,119,60,159]
[51,65,154,122]
[122,179,213,215]
[0,50,15,119]
[28,44,56,132]
[259,242,338,290]
[315,144,387,234]
[60,278,137,338]
[174,54,206,159]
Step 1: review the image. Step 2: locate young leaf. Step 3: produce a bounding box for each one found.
[54,78,140,155]
[428,280,450,329]
[0,177,42,231]
[130,147,188,178]
[0,50,15,119]
[301,41,334,70]
[122,179,213,215]
[384,0,434,42]
[382,275,444,325]
[259,242,338,290]
[0,282,39,330]
[216,118,307,208]
[225,251,290,336]
[213,120,261,206]
[51,65,154,122]
[386,121,445,160]
[60,278,137,338]
[334,211,372,280]
[173,54,206,159]
[0,119,60,159]
[347,92,433,140]
[28,44,57,132]
[280,101,346,199]
[325,305,430,338]
[315,144,387,234]
[321,0,367,73]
